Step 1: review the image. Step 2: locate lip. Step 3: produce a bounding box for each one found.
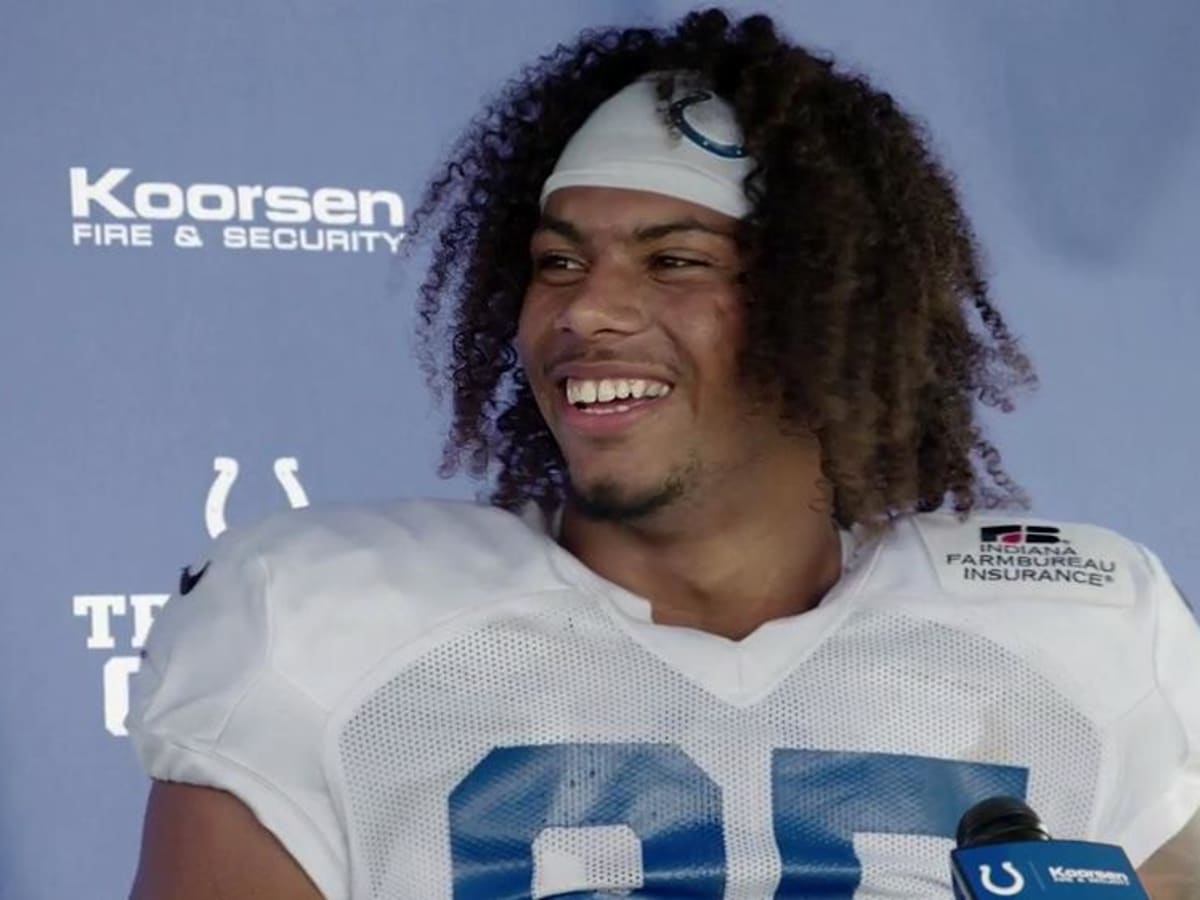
[547,361,677,388]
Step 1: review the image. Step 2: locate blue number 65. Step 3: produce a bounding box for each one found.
[449,742,1026,898]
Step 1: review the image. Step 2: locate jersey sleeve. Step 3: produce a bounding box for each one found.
[126,524,348,900]
[1107,545,1200,865]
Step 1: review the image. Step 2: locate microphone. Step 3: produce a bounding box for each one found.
[951,797,1149,898]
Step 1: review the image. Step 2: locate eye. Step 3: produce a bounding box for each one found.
[531,252,588,285]
[534,252,585,271]
[651,254,709,270]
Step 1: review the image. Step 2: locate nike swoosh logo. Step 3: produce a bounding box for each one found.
[180,561,210,596]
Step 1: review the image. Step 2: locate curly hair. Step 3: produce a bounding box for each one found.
[409,7,1035,531]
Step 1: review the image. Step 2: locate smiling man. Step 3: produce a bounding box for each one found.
[522,178,846,640]
[127,9,1200,899]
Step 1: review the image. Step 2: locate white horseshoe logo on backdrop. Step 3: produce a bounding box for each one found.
[979,862,1025,896]
[273,457,309,510]
[205,456,310,538]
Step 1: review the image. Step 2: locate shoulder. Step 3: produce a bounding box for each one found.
[131,498,567,742]
[850,509,1191,722]
[152,497,565,703]
[860,509,1167,610]
[126,498,568,897]
[857,510,1200,862]
[853,508,1185,666]
[226,497,555,587]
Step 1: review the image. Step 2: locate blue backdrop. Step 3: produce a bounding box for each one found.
[2,2,1197,897]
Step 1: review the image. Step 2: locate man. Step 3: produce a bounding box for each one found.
[128,9,1200,898]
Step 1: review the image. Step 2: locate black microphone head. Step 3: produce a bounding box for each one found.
[956,796,1052,848]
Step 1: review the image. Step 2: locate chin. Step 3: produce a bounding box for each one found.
[566,474,685,522]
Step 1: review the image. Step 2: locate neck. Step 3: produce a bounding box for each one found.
[560,453,843,641]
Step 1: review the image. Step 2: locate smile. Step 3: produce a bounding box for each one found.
[564,377,673,407]
[557,376,674,433]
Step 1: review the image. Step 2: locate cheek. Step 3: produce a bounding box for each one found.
[669,291,745,377]
[516,292,558,414]
[515,291,545,369]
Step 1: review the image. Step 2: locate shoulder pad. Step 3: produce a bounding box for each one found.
[213,498,563,703]
[232,497,558,600]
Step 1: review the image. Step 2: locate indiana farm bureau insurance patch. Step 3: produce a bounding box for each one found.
[915,517,1136,606]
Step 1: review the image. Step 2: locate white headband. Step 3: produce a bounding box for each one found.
[539,72,754,218]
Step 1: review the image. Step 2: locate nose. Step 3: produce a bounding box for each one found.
[553,258,648,338]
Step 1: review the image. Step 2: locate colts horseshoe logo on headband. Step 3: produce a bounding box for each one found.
[668,91,748,159]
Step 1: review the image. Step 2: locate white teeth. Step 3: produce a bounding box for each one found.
[565,377,672,405]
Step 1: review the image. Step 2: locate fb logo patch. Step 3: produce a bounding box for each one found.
[979,525,1062,545]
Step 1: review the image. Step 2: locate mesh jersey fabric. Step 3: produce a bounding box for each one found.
[126,499,1200,899]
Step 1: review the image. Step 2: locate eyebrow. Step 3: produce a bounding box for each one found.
[534,213,735,245]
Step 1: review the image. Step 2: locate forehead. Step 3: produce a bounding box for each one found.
[538,186,738,239]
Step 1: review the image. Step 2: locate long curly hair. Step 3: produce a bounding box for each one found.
[410,7,1035,530]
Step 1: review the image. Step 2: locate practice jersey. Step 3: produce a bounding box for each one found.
[126,499,1200,899]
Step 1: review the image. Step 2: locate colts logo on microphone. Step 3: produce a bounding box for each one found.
[979,861,1026,896]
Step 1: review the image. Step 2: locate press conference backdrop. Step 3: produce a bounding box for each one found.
[2,1,1197,897]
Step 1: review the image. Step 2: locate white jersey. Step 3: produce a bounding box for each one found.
[127,499,1200,900]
